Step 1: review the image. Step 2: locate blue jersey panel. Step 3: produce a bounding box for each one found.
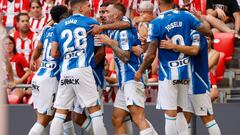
[37,25,60,78]
[189,30,210,94]
[148,9,201,81]
[51,14,99,73]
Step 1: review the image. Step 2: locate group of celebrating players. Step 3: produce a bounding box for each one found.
[28,0,222,135]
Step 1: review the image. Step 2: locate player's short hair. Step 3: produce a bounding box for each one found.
[113,3,126,16]
[16,13,29,22]
[50,5,68,23]
[70,0,88,8]
[161,0,174,5]
[100,1,113,7]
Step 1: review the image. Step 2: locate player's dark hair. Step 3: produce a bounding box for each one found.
[16,13,29,22]
[50,5,68,23]
[113,3,126,16]
[100,1,113,7]
[161,0,174,5]
[70,0,88,8]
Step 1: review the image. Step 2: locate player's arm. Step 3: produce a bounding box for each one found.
[196,23,213,38]
[94,46,105,65]
[91,21,130,35]
[30,41,43,71]
[135,39,158,81]
[160,40,200,56]
[51,41,60,58]
[94,34,130,63]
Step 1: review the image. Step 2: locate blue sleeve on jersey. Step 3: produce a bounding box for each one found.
[119,30,131,51]
[50,26,58,43]
[191,31,201,48]
[148,20,160,42]
[185,11,201,30]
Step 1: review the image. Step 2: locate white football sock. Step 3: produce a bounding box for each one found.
[90,110,107,135]
[81,116,94,135]
[176,112,188,135]
[205,120,221,135]
[28,122,45,135]
[63,121,76,135]
[145,119,158,135]
[188,123,191,135]
[125,115,133,135]
[165,114,177,135]
[140,128,153,135]
[50,113,66,135]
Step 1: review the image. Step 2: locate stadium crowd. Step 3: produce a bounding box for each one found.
[0,0,239,134]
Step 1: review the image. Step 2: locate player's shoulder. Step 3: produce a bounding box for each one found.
[79,15,99,25]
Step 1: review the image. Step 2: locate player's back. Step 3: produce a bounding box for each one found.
[37,25,59,78]
[149,9,201,80]
[189,30,209,94]
[54,14,99,72]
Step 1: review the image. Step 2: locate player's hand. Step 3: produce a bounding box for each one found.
[90,24,103,35]
[94,34,112,46]
[160,36,176,50]
[30,59,36,71]
[135,70,143,82]
[133,45,144,56]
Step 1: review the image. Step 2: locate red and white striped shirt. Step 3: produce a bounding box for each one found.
[11,31,38,62]
[41,0,53,18]
[29,14,50,34]
[0,0,29,27]
[54,0,65,6]
[174,0,207,15]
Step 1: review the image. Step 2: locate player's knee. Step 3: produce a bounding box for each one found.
[112,113,125,128]
[131,113,145,125]
[37,116,52,127]
[165,110,177,117]
[72,112,86,126]
[200,115,214,124]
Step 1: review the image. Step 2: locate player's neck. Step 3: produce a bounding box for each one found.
[159,5,173,12]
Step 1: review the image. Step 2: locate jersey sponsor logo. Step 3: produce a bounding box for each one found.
[172,80,189,85]
[168,57,189,67]
[40,61,57,69]
[60,79,80,85]
[64,49,85,60]
[165,21,182,32]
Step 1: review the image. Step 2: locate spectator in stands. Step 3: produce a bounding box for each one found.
[104,58,118,103]
[132,0,155,49]
[174,0,206,14]
[206,0,240,38]
[0,0,30,32]
[4,35,31,103]
[29,0,51,34]
[11,13,38,62]
[207,36,220,101]
[41,0,54,17]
